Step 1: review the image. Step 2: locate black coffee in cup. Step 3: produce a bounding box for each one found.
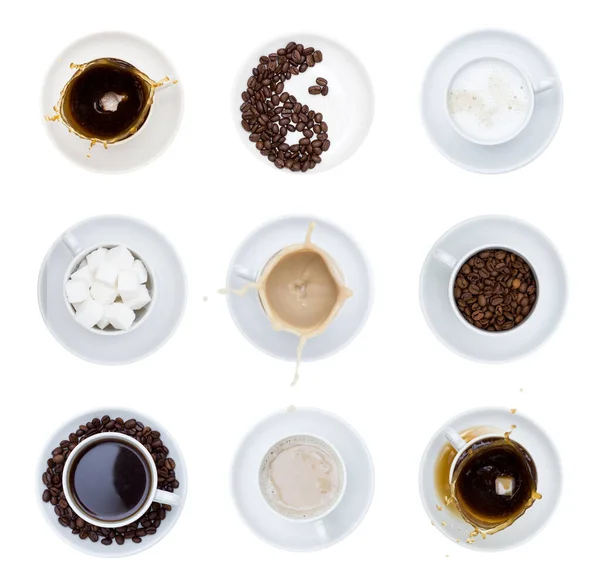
[69,438,151,522]
[61,58,153,142]
[452,437,538,530]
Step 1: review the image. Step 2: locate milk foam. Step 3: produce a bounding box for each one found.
[447,58,532,145]
[259,435,343,519]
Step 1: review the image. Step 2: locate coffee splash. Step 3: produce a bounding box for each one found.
[221,222,353,385]
[46,58,177,154]
[434,425,541,541]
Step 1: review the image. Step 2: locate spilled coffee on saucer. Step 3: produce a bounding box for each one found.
[223,222,353,384]
[47,58,176,152]
[435,428,541,539]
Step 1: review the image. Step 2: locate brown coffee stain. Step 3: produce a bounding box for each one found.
[434,425,541,543]
[46,58,177,156]
[510,408,517,414]
[220,222,352,386]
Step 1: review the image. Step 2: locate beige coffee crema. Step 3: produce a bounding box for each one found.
[222,222,353,385]
[259,436,343,520]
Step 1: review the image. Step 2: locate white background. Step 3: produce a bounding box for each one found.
[0,0,592,576]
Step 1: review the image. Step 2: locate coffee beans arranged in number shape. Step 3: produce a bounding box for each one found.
[240,41,330,171]
[41,415,178,546]
[453,249,537,332]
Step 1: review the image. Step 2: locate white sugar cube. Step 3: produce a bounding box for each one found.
[74,298,103,329]
[495,476,515,496]
[96,312,110,330]
[70,264,94,288]
[133,259,148,284]
[91,281,118,305]
[66,279,90,304]
[105,302,136,330]
[95,262,120,287]
[86,247,108,273]
[124,284,151,310]
[118,269,142,299]
[106,245,134,270]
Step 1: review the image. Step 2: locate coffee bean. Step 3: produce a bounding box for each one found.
[42,489,51,502]
[314,50,323,62]
[453,248,537,332]
[321,86,329,96]
[308,86,322,95]
[132,537,142,544]
[316,77,328,86]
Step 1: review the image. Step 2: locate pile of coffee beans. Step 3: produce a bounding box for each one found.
[453,249,537,332]
[41,415,178,546]
[240,41,330,171]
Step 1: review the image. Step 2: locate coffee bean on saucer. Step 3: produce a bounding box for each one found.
[452,249,537,332]
[309,85,322,95]
[41,415,179,546]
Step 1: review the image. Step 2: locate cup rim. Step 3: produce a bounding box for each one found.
[445,55,535,146]
[63,242,156,335]
[448,433,504,482]
[258,432,348,523]
[62,432,159,528]
[447,244,540,336]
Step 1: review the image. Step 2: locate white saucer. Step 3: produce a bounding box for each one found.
[37,407,188,558]
[232,34,374,173]
[38,215,187,364]
[419,215,567,363]
[419,407,562,551]
[41,31,184,173]
[225,215,374,362]
[231,407,375,551]
[422,29,563,173]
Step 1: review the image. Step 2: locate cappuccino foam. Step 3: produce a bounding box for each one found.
[259,435,343,520]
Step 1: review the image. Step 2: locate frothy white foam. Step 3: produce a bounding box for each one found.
[259,435,343,520]
[447,58,532,145]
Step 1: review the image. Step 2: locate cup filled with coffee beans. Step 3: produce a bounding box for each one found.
[436,246,538,333]
[39,409,187,556]
[62,231,155,334]
[259,434,346,538]
[419,407,562,550]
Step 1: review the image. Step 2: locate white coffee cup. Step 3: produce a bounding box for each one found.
[258,434,347,541]
[62,231,156,334]
[62,432,180,528]
[434,245,539,334]
[444,428,504,483]
[446,56,556,146]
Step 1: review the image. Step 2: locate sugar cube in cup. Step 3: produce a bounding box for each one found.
[66,244,152,331]
[495,476,515,496]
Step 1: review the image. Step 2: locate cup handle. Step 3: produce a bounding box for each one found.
[444,428,468,452]
[314,519,328,541]
[154,489,181,506]
[233,265,258,282]
[534,77,556,95]
[62,231,82,257]
[433,249,458,269]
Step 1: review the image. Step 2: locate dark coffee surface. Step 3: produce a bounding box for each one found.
[453,437,537,526]
[70,439,150,522]
[64,59,151,139]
